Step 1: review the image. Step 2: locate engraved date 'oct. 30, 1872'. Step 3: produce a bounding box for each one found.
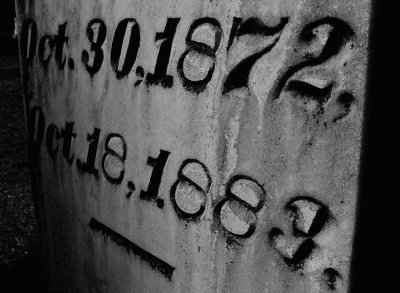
[21,13,355,106]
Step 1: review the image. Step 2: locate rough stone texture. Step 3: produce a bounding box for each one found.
[16,0,371,292]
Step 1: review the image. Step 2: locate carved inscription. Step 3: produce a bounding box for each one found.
[21,15,356,125]
[110,18,140,79]
[23,9,359,286]
[140,150,170,208]
[89,218,175,280]
[215,176,266,237]
[170,159,211,220]
[177,18,223,93]
[269,196,342,290]
[82,19,107,76]
[146,18,180,87]
[223,17,288,94]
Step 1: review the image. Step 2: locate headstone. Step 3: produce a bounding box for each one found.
[15,0,372,292]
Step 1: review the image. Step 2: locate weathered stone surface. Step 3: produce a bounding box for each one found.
[16,0,371,292]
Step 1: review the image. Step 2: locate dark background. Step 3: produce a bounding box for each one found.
[0,1,18,55]
[0,1,44,292]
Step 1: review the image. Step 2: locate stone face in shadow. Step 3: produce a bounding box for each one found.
[0,253,45,292]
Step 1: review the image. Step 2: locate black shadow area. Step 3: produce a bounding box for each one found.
[350,2,396,292]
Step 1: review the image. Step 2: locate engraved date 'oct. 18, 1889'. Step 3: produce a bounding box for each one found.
[29,103,345,290]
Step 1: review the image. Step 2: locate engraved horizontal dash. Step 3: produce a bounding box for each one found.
[89,217,175,280]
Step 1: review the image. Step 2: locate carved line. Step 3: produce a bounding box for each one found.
[89,218,175,280]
